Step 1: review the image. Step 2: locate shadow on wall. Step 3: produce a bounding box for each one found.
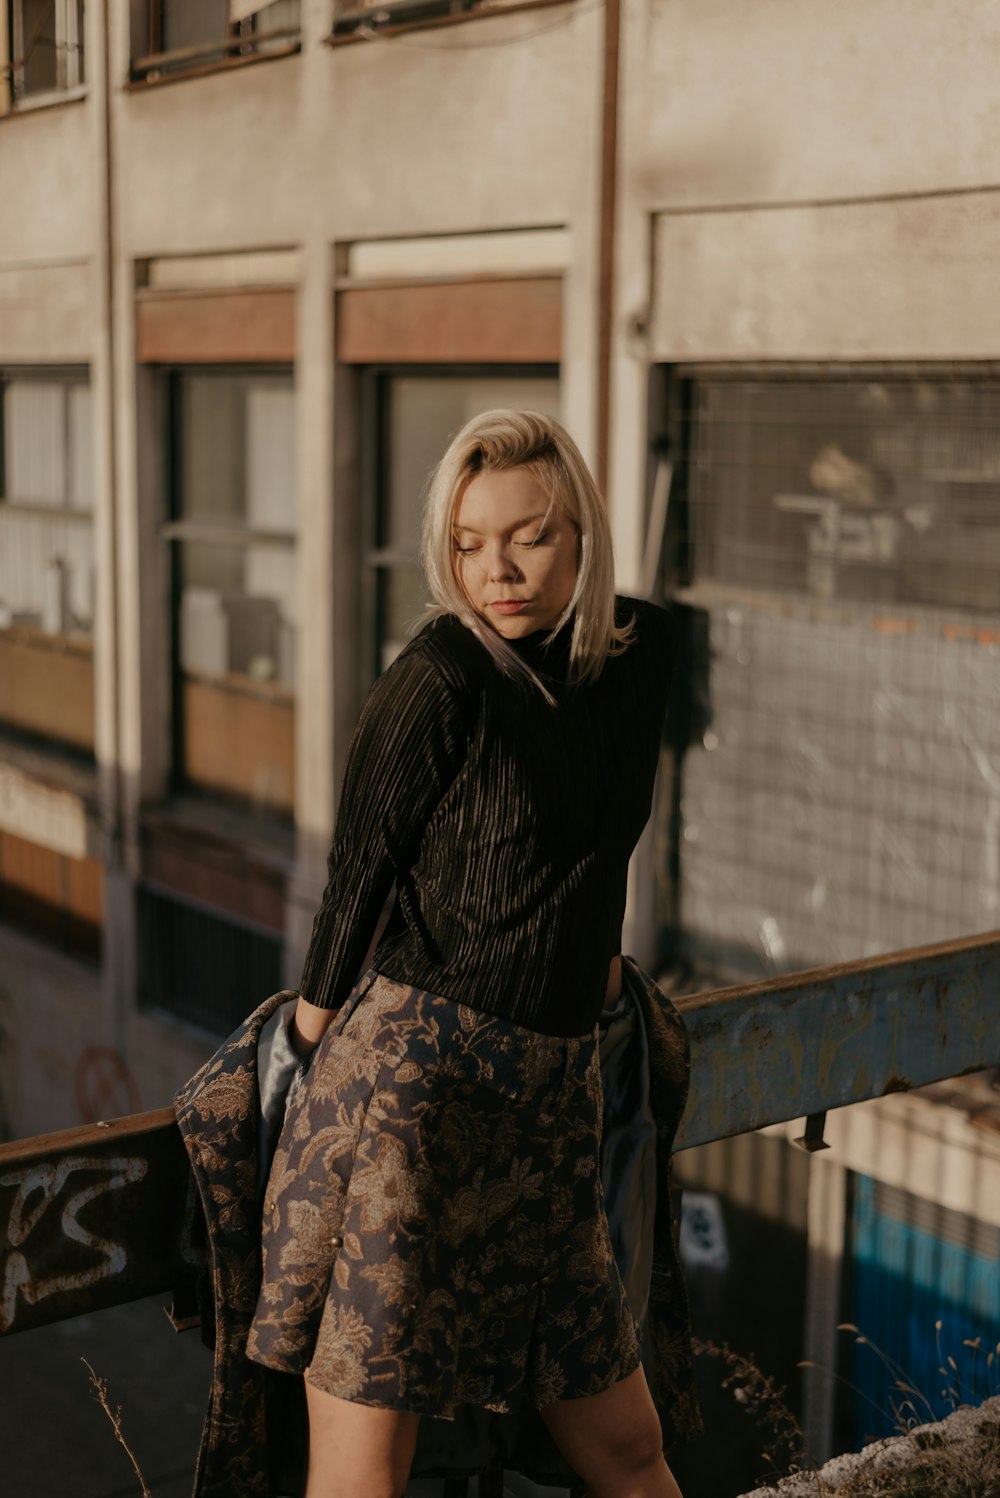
[668,1133,811,1498]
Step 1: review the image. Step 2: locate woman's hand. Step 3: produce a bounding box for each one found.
[605,954,622,1004]
[289,995,335,1059]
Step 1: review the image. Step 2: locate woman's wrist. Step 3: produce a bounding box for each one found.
[289,994,335,1057]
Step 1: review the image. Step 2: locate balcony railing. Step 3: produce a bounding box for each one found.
[1,928,997,1340]
[130,3,301,84]
[331,0,565,40]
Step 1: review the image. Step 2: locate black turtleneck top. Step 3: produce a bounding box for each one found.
[298,596,676,1036]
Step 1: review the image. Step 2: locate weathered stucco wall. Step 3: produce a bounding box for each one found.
[113,6,598,254]
[622,0,1000,363]
[0,261,94,362]
[0,91,97,361]
[0,100,96,263]
[623,0,1000,210]
[649,190,1000,361]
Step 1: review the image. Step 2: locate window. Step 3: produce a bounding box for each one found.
[366,371,560,674]
[0,830,103,961]
[130,0,300,82]
[331,0,547,41]
[661,367,1000,981]
[138,884,282,1035]
[680,375,1000,611]
[0,371,94,753]
[166,369,297,817]
[5,0,85,106]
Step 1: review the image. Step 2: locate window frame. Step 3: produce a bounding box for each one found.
[359,362,560,685]
[654,358,1000,984]
[0,364,92,517]
[663,359,1000,616]
[5,0,85,110]
[129,0,301,86]
[0,365,96,756]
[164,363,298,817]
[328,0,569,45]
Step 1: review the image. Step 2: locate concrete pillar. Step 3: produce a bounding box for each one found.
[285,2,342,985]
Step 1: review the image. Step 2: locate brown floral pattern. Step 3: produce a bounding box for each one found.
[247,972,643,1418]
[174,960,701,1496]
[175,988,301,1498]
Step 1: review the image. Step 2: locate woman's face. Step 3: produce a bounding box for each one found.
[453,467,580,639]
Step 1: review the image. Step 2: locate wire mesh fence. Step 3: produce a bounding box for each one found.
[659,368,1000,981]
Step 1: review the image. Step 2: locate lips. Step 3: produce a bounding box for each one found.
[490,600,527,613]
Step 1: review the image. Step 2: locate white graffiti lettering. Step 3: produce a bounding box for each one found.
[0,1155,147,1332]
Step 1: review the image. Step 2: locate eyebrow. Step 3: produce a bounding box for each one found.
[453,512,550,536]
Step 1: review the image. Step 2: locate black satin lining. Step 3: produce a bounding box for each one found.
[598,964,659,1352]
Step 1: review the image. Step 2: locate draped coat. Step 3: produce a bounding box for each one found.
[174,957,703,1497]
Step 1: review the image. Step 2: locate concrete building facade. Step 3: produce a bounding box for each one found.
[2,0,999,1478]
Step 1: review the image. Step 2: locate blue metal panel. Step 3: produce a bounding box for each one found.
[847,1173,1000,1445]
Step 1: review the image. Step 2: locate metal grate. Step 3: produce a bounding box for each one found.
[137,885,283,1037]
[689,377,1000,611]
[662,370,1000,980]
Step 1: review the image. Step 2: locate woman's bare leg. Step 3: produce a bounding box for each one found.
[539,1363,684,1498]
[304,1378,421,1498]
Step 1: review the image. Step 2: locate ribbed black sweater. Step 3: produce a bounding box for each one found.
[299,596,676,1036]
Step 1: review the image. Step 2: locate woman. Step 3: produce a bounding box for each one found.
[246,410,687,1498]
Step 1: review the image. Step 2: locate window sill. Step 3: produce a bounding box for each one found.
[0,728,97,809]
[140,797,292,954]
[0,86,87,120]
[126,41,300,92]
[327,0,570,43]
[142,794,295,876]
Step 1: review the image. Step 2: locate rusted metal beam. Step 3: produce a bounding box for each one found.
[2,931,997,1335]
[674,929,1000,1150]
[0,1108,196,1338]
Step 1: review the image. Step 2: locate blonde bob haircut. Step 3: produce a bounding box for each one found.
[420,408,633,692]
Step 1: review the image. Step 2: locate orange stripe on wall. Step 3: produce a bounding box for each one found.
[337,275,562,364]
[136,287,296,363]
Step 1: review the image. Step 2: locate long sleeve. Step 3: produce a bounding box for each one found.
[298,642,474,1010]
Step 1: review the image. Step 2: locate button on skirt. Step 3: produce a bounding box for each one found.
[246,970,642,1419]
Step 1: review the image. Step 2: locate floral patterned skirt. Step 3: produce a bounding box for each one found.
[246,969,642,1419]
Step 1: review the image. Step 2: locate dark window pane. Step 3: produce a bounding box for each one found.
[372,374,559,672]
[160,0,228,51]
[20,0,58,94]
[138,886,282,1036]
[178,377,247,527]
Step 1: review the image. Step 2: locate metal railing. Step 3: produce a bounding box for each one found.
[1,929,997,1339]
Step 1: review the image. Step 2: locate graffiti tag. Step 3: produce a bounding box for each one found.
[0,1154,147,1333]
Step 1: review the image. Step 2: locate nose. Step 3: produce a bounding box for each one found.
[485,539,518,582]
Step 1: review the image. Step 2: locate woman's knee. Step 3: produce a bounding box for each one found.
[591,1409,665,1476]
[303,1379,420,1498]
[539,1365,666,1480]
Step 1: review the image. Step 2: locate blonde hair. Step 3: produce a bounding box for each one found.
[420,408,632,690]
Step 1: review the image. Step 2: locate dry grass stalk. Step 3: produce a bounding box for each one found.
[720,1323,1000,1498]
[81,1357,152,1498]
[692,1335,822,1489]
